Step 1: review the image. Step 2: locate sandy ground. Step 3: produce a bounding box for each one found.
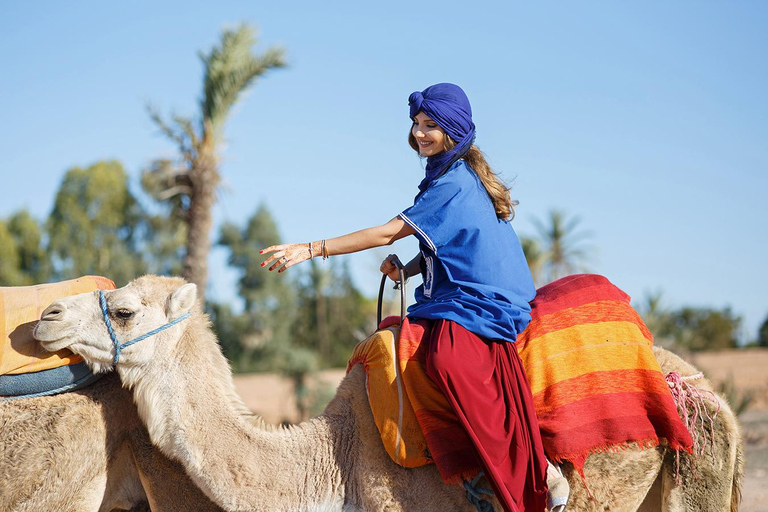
[693,349,768,512]
[234,348,768,510]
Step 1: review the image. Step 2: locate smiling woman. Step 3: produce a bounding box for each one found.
[411,113,446,157]
[260,83,549,512]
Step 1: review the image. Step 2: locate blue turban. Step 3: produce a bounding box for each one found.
[409,83,476,192]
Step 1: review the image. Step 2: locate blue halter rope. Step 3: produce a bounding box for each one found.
[99,290,191,366]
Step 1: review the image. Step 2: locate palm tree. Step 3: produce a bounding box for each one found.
[520,236,545,286]
[635,290,674,347]
[530,209,593,284]
[142,24,286,303]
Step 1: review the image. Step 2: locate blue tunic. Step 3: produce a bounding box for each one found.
[399,160,536,341]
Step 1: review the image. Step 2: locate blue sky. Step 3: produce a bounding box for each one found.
[2,2,766,342]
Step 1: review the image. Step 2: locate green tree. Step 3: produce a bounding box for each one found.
[325,261,377,365]
[7,210,50,284]
[47,160,147,285]
[142,24,286,303]
[520,236,545,286]
[666,307,741,352]
[139,210,187,277]
[634,290,675,348]
[218,204,298,371]
[0,221,25,285]
[530,210,593,284]
[0,210,51,286]
[756,314,768,347]
[292,259,376,368]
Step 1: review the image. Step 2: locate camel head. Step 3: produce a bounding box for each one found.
[34,275,198,374]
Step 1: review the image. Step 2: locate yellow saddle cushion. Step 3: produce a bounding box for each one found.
[347,321,431,468]
[0,276,116,376]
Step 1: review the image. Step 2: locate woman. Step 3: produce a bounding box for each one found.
[261,83,548,511]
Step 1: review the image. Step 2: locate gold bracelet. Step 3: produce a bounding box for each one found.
[321,239,328,260]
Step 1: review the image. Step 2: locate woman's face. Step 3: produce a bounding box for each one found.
[411,112,446,157]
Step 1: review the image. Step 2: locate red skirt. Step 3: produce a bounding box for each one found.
[425,319,548,512]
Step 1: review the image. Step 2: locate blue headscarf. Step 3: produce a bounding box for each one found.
[409,83,476,192]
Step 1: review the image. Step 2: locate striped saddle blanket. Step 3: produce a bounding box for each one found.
[348,274,693,481]
[0,276,116,399]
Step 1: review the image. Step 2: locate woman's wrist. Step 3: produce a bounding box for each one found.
[309,240,329,260]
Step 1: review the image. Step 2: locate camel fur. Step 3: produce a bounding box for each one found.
[0,371,227,512]
[33,275,744,512]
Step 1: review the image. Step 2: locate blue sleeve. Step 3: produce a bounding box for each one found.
[399,177,463,254]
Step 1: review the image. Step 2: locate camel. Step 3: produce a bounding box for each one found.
[32,275,744,512]
[0,371,230,512]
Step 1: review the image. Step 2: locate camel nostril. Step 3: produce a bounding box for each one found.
[41,302,66,321]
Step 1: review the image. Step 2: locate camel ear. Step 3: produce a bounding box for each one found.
[167,283,197,317]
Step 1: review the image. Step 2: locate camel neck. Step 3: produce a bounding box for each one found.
[119,335,346,511]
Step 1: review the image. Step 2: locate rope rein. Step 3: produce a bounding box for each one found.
[99,290,191,366]
[463,472,495,512]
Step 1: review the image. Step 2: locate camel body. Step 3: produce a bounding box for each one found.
[32,275,744,512]
[0,372,225,512]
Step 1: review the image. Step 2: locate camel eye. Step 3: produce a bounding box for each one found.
[116,309,134,320]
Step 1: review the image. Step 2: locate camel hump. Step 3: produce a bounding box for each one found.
[0,276,115,398]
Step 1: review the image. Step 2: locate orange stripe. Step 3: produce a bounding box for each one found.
[518,319,653,365]
[520,337,658,395]
[518,300,652,349]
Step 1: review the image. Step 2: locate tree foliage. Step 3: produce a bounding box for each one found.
[634,290,675,348]
[46,161,147,286]
[635,290,742,351]
[215,204,375,372]
[291,260,377,368]
[757,315,768,348]
[0,221,25,286]
[0,211,50,286]
[139,210,187,277]
[519,236,544,286]
[7,211,50,284]
[660,306,741,352]
[217,204,298,370]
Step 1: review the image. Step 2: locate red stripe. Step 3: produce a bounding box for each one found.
[536,391,692,460]
[532,369,672,413]
[531,274,631,317]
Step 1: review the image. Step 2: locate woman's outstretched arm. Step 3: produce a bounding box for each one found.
[260,216,415,273]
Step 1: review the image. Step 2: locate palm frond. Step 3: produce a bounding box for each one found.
[200,24,287,134]
[141,159,193,201]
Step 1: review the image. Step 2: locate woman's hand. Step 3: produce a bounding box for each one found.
[380,254,405,282]
[260,243,312,273]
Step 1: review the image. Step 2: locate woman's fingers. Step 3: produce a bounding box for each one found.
[380,254,403,282]
[261,243,309,273]
[261,251,285,269]
[260,245,289,271]
[380,253,398,274]
[268,256,288,272]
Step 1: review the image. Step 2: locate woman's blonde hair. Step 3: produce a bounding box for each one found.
[408,132,517,220]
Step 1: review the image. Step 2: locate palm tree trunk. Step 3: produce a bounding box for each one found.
[183,152,219,304]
